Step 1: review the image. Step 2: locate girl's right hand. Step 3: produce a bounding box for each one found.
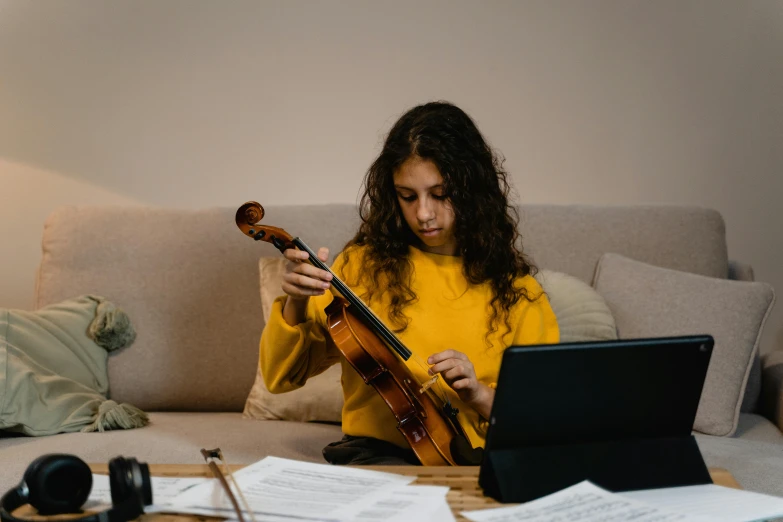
[281,247,332,301]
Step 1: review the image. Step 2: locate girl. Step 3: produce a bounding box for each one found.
[259,101,559,465]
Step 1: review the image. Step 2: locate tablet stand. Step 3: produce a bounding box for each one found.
[478,434,713,503]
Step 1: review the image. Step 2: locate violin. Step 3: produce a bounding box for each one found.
[235,202,483,466]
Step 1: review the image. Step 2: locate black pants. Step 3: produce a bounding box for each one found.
[323,435,421,465]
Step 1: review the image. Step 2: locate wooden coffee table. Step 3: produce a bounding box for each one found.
[17,464,740,522]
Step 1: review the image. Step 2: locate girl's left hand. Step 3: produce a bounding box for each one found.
[428,349,494,418]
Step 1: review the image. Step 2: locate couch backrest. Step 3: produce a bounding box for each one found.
[35,204,729,412]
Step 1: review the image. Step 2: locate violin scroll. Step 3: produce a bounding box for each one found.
[238,201,265,226]
[235,201,295,252]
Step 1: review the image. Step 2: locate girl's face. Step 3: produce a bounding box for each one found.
[393,156,457,256]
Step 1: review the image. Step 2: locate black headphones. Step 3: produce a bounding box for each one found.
[0,454,152,522]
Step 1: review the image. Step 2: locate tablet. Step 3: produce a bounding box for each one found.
[478,335,715,500]
[484,335,714,450]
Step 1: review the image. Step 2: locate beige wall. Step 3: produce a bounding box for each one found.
[1,0,781,354]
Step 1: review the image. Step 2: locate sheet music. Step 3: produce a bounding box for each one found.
[461,481,712,522]
[163,456,417,521]
[222,489,454,522]
[87,474,208,512]
[622,484,783,522]
[347,484,451,522]
[433,500,458,522]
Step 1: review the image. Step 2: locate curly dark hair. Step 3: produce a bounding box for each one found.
[344,101,538,345]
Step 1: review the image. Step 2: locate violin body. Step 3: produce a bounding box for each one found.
[326,296,462,465]
[235,201,480,466]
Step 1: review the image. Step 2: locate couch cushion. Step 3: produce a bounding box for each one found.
[35,205,729,412]
[0,412,344,496]
[0,431,37,451]
[733,413,783,445]
[519,205,729,283]
[593,253,776,437]
[695,435,783,498]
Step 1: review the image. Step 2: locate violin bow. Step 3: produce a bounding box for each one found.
[200,448,257,522]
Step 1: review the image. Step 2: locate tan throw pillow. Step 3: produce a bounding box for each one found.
[535,269,617,343]
[243,257,343,423]
[593,253,775,437]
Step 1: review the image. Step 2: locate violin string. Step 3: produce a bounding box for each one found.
[301,242,454,407]
[325,263,453,406]
[309,255,413,359]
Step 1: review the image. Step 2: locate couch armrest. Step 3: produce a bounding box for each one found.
[761,350,783,432]
[728,260,755,281]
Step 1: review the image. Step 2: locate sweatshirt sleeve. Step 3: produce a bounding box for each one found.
[258,252,352,393]
[512,276,560,346]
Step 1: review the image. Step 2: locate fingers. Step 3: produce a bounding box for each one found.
[428,358,473,379]
[318,247,329,262]
[449,378,472,391]
[281,271,331,298]
[282,247,332,281]
[430,358,477,399]
[432,363,473,382]
[288,261,333,282]
[426,350,479,402]
[284,271,331,290]
[427,349,468,365]
[280,247,333,299]
[283,247,330,263]
[281,281,327,297]
[425,350,485,405]
[283,248,308,262]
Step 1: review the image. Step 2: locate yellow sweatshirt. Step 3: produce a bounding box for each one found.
[259,245,560,450]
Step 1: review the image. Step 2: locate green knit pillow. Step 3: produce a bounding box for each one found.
[0,295,148,436]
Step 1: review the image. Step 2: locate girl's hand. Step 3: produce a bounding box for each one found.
[427,349,495,419]
[280,247,331,327]
[281,247,332,300]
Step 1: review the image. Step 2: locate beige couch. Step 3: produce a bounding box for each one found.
[1,204,782,499]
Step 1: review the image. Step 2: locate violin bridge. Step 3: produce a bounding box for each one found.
[418,375,439,394]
